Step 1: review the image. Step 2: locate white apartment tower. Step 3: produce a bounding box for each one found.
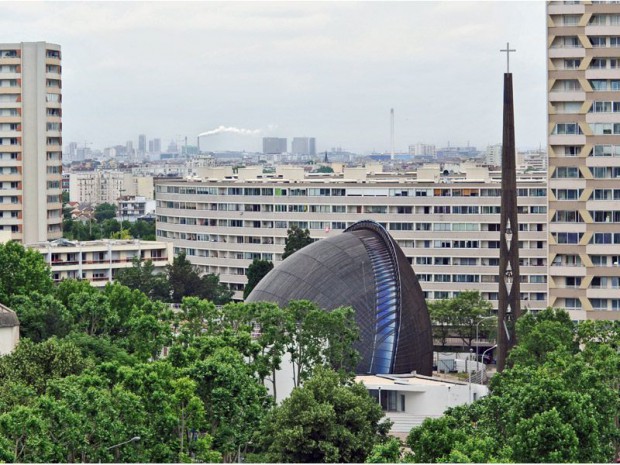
[0,42,62,243]
[548,2,620,319]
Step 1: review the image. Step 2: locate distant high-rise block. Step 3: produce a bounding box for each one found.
[408,143,436,157]
[138,134,146,154]
[263,137,287,154]
[484,144,502,166]
[0,42,63,243]
[292,137,316,156]
[153,138,161,153]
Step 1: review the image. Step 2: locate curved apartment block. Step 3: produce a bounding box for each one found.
[154,167,549,309]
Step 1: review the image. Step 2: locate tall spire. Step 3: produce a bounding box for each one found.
[496,48,521,373]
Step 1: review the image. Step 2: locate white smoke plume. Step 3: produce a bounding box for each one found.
[198,126,261,137]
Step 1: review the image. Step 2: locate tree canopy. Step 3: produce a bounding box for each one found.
[243,259,274,299]
[258,367,391,463]
[406,308,620,463]
[94,202,117,222]
[282,225,313,260]
[0,242,386,463]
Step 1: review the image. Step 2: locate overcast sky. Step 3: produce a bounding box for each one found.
[3,1,547,153]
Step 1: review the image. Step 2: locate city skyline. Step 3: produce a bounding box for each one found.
[2,2,546,153]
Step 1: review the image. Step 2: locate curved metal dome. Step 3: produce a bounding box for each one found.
[246,220,433,376]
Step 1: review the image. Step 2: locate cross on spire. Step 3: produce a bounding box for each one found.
[500,42,516,73]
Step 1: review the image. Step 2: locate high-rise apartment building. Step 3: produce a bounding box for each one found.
[547,2,620,319]
[262,137,287,154]
[408,143,437,158]
[291,137,316,156]
[0,42,63,243]
[138,134,146,155]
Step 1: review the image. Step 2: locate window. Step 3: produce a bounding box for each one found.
[553,123,582,135]
[556,232,582,244]
[390,222,413,231]
[553,167,580,178]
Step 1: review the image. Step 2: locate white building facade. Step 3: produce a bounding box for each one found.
[29,238,173,286]
[154,168,549,307]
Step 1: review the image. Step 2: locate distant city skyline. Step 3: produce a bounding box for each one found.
[2,2,547,153]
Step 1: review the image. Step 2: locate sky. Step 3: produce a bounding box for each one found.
[2,1,547,154]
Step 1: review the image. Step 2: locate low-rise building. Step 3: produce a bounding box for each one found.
[118,196,156,222]
[28,238,173,286]
[0,304,19,355]
[357,374,489,438]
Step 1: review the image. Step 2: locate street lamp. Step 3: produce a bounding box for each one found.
[105,436,140,463]
[475,315,497,359]
[482,344,498,365]
[107,436,140,451]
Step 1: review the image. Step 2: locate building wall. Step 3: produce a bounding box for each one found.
[0,42,62,243]
[358,375,488,435]
[154,174,549,307]
[547,1,620,319]
[29,239,173,286]
[68,170,126,205]
[0,326,19,355]
[291,137,316,156]
[262,137,287,154]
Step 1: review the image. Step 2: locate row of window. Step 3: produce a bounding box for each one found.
[415,274,546,284]
[157,200,547,215]
[559,188,620,201]
[417,257,546,267]
[554,144,620,157]
[156,185,546,198]
[550,122,620,136]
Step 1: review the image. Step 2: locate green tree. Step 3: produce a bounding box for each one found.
[115,257,171,301]
[0,338,89,395]
[0,241,53,308]
[284,301,360,387]
[282,225,313,259]
[427,299,452,350]
[167,252,203,303]
[199,273,233,305]
[406,308,620,464]
[10,292,72,342]
[243,259,273,299]
[365,437,404,463]
[94,202,117,222]
[129,219,156,241]
[430,291,493,352]
[259,367,390,463]
[185,346,270,462]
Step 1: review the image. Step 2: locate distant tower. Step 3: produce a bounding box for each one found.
[390,108,395,160]
[497,43,521,372]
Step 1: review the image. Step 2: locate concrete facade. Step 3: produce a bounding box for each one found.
[548,1,620,319]
[0,303,19,355]
[154,167,549,306]
[0,42,63,243]
[358,374,489,437]
[28,238,173,286]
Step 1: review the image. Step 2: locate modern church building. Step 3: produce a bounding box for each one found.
[246,220,434,377]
